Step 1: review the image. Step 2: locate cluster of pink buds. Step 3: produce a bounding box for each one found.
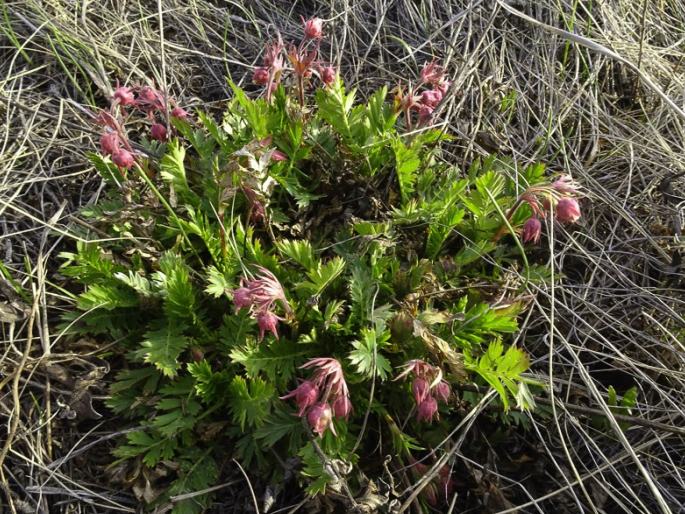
[96,82,191,172]
[395,60,452,130]
[395,360,450,423]
[252,17,337,103]
[518,175,582,244]
[232,266,292,340]
[281,358,352,437]
[408,457,455,506]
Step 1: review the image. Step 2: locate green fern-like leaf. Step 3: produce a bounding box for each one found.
[392,137,420,203]
[133,322,190,377]
[228,376,275,430]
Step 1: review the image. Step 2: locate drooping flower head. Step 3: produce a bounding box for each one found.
[420,60,447,86]
[319,65,336,87]
[252,67,270,85]
[395,359,449,422]
[171,106,190,120]
[302,17,324,39]
[522,217,542,244]
[280,380,319,416]
[232,287,252,311]
[113,85,136,106]
[137,85,165,112]
[416,396,439,422]
[100,131,120,155]
[556,197,581,223]
[551,175,579,195]
[256,310,280,340]
[245,266,291,314]
[112,148,135,169]
[433,380,451,403]
[307,403,335,437]
[150,123,168,141]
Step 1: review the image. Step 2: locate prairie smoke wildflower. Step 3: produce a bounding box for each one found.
[245,266,291,314]
[288,47,317,78]
[332,394,352,420]
[420,60,447,86]
[433,380,451,403]
[232,287,252,311]
[551,175,579,195]
[100,131,120,155]
[416,396,439,422]
[137,85,165,112]
[395,359,449,422]
[256,310,280,340]
[302,17,324,39]
[308,403,336,437]
[420,89,442,108]
[556,197,581,223]
[112,148,135,169]
[113,86,135,106]
[271,149,288,162]
[412,377,430,404]
[171,106,190,120]
[252,67,270,85]
[280,380,319,416]
[522,217,542,244]
[417,104,434,125]
[263,39,285,72]
[150,123,168,141]
[285,357,351,434]
[319,65,336,86]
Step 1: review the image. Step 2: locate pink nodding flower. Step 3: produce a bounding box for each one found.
[271,150,288,162]
[302,17,324,39]
[256,310,280,340]
[420,89,442,108]
[137,86,165,111]
[150,123,168,141]
[418,104,434,125]
[420,60,446,86]
[113,86,136,106]
[556,197,581,224]
[416,396,439,422]
[252,67,270,85]
[332,394,352,419]
[320,66,336,86]
[308,403,336,437]
[433,380,451,403]
[232,287,252,311]
[100,131,120,155]
[281,380,319,416]
[263,40,285,72]
[246,266,291,314]
[412,378,430,405]
[552,175,579,195]
[522,217,542,244]
[112,148,135,169]
[171,106,190,120]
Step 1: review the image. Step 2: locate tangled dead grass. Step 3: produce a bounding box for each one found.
[1,0,684,512]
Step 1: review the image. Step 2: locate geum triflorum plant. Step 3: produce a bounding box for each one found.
[61,17,583,513]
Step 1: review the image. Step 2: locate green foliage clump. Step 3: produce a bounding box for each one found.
[61,69,563,511]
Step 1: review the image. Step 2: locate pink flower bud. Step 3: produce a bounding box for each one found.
[420,89,442,108]
[303,17,323,39]
[281,380,319,416]
[556,197,581,223]
[171,106,190,120]
[113,86,135,106]
[416,396,438,422]
[256,310,280,340]
[100,131,120,155]
[232,287,252,311]
[418,104,434,125]
[320,66,336,86]
[420,60,446,86]
[412,378,429,405]
[252,67,270,85]
[332,394,352,419]
[522,217,542,244]
[271,150,288,162]
[111,148,135,169]
[307,403,335,437]
[150,123,168,141]
[433,380,450,403]
[552,175,578,194]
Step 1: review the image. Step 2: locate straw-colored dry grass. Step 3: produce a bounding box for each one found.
[1,0,684,512]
